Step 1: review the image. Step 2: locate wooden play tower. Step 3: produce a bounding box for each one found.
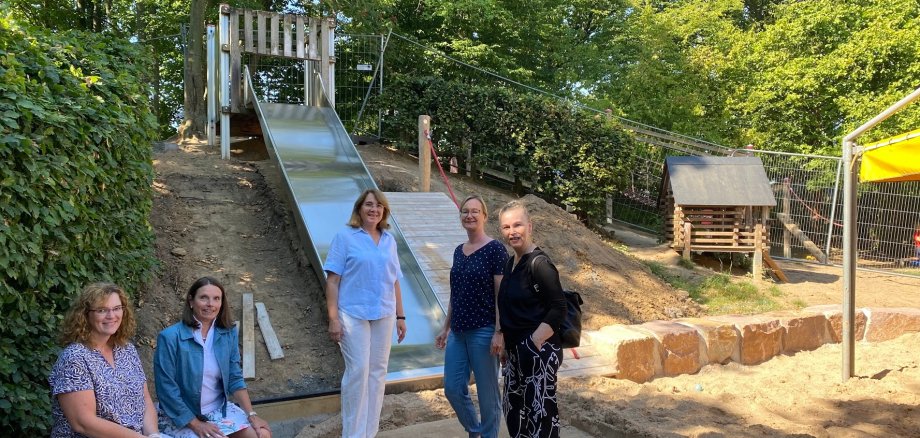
[207,4,337,158]
[660,156,786,280]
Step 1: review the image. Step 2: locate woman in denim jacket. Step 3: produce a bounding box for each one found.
[154,277,271,438]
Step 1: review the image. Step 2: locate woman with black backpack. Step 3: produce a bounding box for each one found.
[496,200,567,438]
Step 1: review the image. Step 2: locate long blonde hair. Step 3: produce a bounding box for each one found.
[58,282,136,347]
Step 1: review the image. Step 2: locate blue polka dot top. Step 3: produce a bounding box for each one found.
[449,239,509,333]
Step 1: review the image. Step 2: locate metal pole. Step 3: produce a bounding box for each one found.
[839,85,920,382]
[206,25,216,148]
[825,159,842,262]
[841,140,857,381]
[303,59,312,105]
[219,4,231,159]
[378,32,385,138]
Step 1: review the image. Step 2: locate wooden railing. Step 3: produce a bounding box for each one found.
[219,4,336,113]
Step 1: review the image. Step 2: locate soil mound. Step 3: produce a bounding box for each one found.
[512,194,699,329]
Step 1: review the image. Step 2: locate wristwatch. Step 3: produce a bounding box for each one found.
[247,411,258,417]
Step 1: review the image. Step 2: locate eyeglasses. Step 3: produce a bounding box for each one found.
[88,306,124,316]
[460,209,482,216]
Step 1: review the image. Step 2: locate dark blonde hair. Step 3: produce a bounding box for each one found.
[58,282,136,347]
[182,276,233,329]
[347,189,391,230]
[460,195,488,218]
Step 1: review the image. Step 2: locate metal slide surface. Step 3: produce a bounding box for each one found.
[250,98,444,380]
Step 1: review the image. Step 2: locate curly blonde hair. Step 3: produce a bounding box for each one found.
[58,282,136,347]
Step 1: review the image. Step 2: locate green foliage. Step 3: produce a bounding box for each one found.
[677,256,695,270]
[377,75,635,219]
[692,274,782,314]
[0,16,157,434]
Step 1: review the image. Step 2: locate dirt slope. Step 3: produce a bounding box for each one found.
[358,144,699,329]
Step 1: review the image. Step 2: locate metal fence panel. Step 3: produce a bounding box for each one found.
[334,33,383,135]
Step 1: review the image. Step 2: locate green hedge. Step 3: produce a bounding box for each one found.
[377,75,636,220]
[0,16,157,435]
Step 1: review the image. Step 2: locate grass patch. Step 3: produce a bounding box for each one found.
[677,257,695,270]
[644,261,786,315]
[644,261,695,292]
[695,274,782,314]
[892,268,920,277]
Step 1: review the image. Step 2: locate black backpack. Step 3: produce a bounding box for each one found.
[530,255,584,348]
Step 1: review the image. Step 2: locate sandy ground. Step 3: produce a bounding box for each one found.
[141,140,920,437]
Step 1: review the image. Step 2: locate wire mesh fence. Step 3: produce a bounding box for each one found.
[335,33,384,135]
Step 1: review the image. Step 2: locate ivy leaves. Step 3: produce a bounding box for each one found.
[0,16,157,435]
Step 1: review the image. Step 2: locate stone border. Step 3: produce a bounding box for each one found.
[582,305,920,383]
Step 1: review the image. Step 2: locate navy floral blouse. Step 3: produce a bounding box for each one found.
[449,239,509,332]
[49,342,147,437]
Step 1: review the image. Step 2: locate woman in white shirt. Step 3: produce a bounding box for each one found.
[323,189,407,438]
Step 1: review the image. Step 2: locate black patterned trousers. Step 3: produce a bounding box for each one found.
[502,337,562,438]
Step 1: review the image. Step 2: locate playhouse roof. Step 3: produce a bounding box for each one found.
[663,156,776,207]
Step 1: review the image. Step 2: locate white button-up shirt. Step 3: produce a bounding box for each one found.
[323,226,402,320]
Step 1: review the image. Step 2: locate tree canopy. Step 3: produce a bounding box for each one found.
[5,0,919,151]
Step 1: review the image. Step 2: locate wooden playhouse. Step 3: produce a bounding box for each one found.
[659,156,784,280]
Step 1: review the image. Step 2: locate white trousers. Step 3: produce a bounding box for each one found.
[339,311,395,438]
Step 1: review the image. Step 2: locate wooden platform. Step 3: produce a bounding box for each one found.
[558,338,617,378]
[386,192,617,378]
[386,192,467,312]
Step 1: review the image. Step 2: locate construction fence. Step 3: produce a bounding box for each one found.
[329,32,920,275]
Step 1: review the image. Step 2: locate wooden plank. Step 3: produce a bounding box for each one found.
[244,10,254,53]
[557,355,618,378]
[270,14,280,56]
[229,10,241,113]
[762,252,789,283]
[308,17,317,59]
[283,15,292,57]
[296,16,305,58]
[255,302,285,360]
[242,293,255,379]
[776,213,827,263]
[257,11,268,55]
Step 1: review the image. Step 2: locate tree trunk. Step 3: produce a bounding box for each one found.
[182,0,208,140]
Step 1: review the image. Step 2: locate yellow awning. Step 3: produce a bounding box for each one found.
[860,129,920,183]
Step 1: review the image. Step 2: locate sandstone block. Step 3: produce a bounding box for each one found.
[639,321,702,377]
[710,315,783,365]
[675,318,739,365]
[864,308,920,342]
[768,311,831,353]
[803,304,867,343]
[592,325,659,383]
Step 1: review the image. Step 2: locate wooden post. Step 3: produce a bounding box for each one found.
[242,293,255,379]
[463,137,473,177]
[753,209,765,283]
[783,177,792,258]
[682,221,692,260]
[418,115,431,192]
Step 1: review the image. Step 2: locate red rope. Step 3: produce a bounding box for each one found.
[425,129,460,208]
[786,181,843,228]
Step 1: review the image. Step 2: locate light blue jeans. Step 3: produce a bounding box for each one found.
[444,325,502,438]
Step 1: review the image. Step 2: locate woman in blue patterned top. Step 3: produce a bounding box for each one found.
[49,282,165,438]
[435,195,509,438]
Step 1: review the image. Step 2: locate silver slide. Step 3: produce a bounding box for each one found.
[247,74,444,380]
